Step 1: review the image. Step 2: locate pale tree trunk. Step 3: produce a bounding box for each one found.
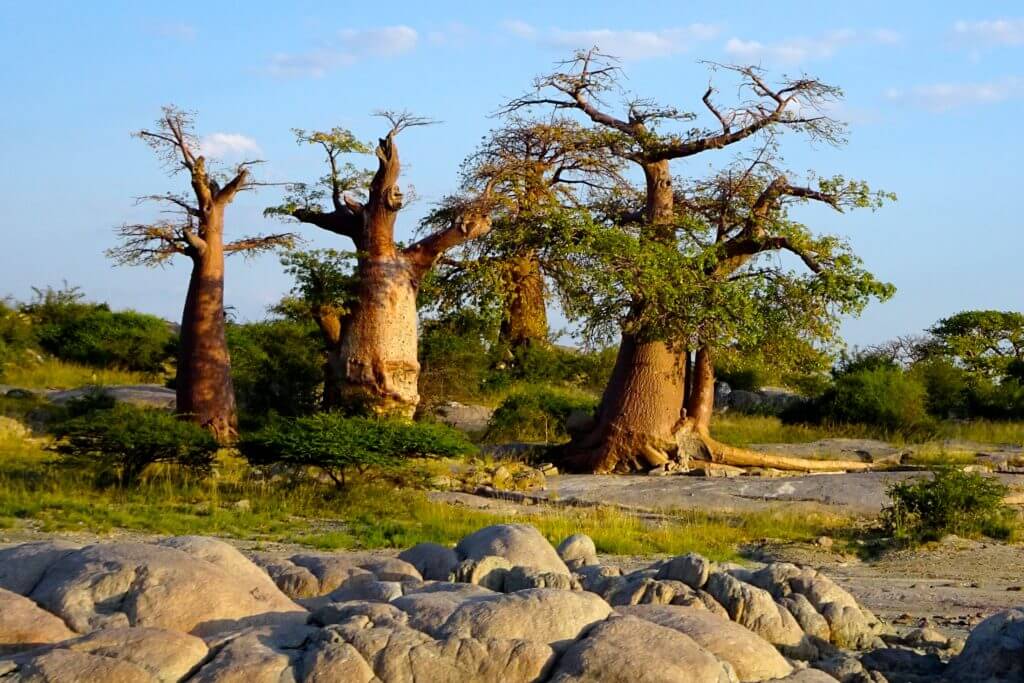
[176,212,237,441]
[499,251,549,348]
[685,346,716,432]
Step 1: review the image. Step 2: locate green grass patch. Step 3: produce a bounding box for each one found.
[2,358,156,390]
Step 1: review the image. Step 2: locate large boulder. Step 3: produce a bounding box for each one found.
[0,541,81,595]
[945,607,1024,682]
[619,604,793,682]
[0,587,76,654]
[548,614,736,683]
[0,648,158,682]
[398,542,459,581]
[455,524,569,576]
[189,623,319,682]
[289,553,374,595]
[46,384,176,410]
[704,571,816,659]
[28,540,305,636]
[430,401,493,433]
[656,552,713,588]
[249,555,321,599]
[392,583,498,635]
[437,588,612,649]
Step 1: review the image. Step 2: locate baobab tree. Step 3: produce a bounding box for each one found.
[109,106,294,441]
[424,117,623,349]
[267,113,495,417]
[507,50,883,473]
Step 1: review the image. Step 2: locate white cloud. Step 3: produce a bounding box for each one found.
[199,133,261,159]
[885,78,1024,111]
[952,19,1024,47]
[427,22,473,46]
[724,28,899,65]
[267,26,418,78]
[505,21,720,60]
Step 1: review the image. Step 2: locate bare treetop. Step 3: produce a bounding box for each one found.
[503,48,846,163]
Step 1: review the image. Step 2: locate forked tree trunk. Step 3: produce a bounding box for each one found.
[176,222,237,441]
[499,251,549,348]
[334,255,420,418]
[686,346,716,432]
[311,304,344,410]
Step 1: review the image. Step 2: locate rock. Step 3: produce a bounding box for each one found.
[946,607,1024,682]
[357,557,421,582]
[901,625,949,649]
[780,594,831,641]
[728,389,765,413]
[43,627,208,683]
[431,401,493,433]
[311,600,408,629]
[816,536,834,549]
[0,648,159,682]
[455,524,569,576]
[704,571,816,659]
[859,647,945,680]
[690,463,746,478]
[0,587,76,654]
[770,671,839,682]
[289,554,373,594]
[190,623,318,682]
[503,566,580,592]
[325,574,403,603]
[158,536,285,598]
[46,384,176,410]
[548,614,737,683]
[0,540,81,595]
[398,542,459,581]
[451,556,512,591]
[438,588,612,650]
[619,604,793,682]
[557,533,598,571]
[28,541,305,636]
[657,552,712,589]
[391,583,497,635]
[250,555,321,599]
[335,623,555,683]
[715,381,732,409]
[574,565,622,594]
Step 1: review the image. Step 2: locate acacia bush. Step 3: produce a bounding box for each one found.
[22,285,175,373]
[238,414,475,487]
[882,467,1014,543]
[52,403,219,485]
[485,385,598,443]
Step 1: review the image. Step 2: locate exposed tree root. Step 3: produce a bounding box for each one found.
[682,423,874,473]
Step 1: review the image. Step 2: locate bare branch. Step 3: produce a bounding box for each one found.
[224,232,299,256]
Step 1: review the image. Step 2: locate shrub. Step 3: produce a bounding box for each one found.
[881,467,1014,543]
[22,285,175,373]
[227,319,324,419]
[967,378,1024,421]
[808,366,931,433]
[0,300,36,371]
[485,385,598,443]
[52,404,219,485]
[239,414,475,487]
[911,358,970,419]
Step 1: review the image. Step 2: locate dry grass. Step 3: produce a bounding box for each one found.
[2,357,157,390]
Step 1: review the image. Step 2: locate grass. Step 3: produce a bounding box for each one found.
[2,357,157,390]
[712,413,1024,448]
[0,428,846,562]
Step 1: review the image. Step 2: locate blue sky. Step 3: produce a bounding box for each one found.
[1,1,1021,348]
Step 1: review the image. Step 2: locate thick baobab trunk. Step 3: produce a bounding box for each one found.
[500,252,548,348]
[558,332,686,472]
[176,228,237,442]
[334,255,420,418]
[686,346,716,432]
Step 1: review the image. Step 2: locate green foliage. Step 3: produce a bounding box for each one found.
[882,467,1014,543]
[0,300,36,371]
[21,285,175,373]
[800,366,931,434]
[227,319,323,419]
[910,358,970,419]
[276,249,358,319]
[485,385,598,443]
[265,128,372,218]
[929,310,1024,379]
[239,414,476,487]
[52,404,218,485]
[967,378,1024,421]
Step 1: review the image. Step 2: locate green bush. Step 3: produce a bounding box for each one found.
[806,366,931,433]
[911,358,970,419]
[967,378,1024,421]
[227,319,324,419]
[485,385,598,443]
[239,414,475,487]
[0,300,36,371]
[52,404,219,485]
[22,286,175,373]
[882,467,1014,543]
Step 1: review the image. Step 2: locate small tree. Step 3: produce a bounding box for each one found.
[108,106,295,441]
[928,311,1024,380]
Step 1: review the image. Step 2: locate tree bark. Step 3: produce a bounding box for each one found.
[176,212,237,441]
[333,254,421,418]
[686,346,716,432]
[499,251,549,348]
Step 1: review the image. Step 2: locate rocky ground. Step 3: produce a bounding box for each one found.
[0,524,1021,682]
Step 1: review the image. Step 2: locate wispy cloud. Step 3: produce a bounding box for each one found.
[152,21,197,42]
[199,133,261,159]
[504,21,720,60]
[952,19,1024,47]
[885,77,1024,111]
[724,28,900,65]
[267,26,418,78]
